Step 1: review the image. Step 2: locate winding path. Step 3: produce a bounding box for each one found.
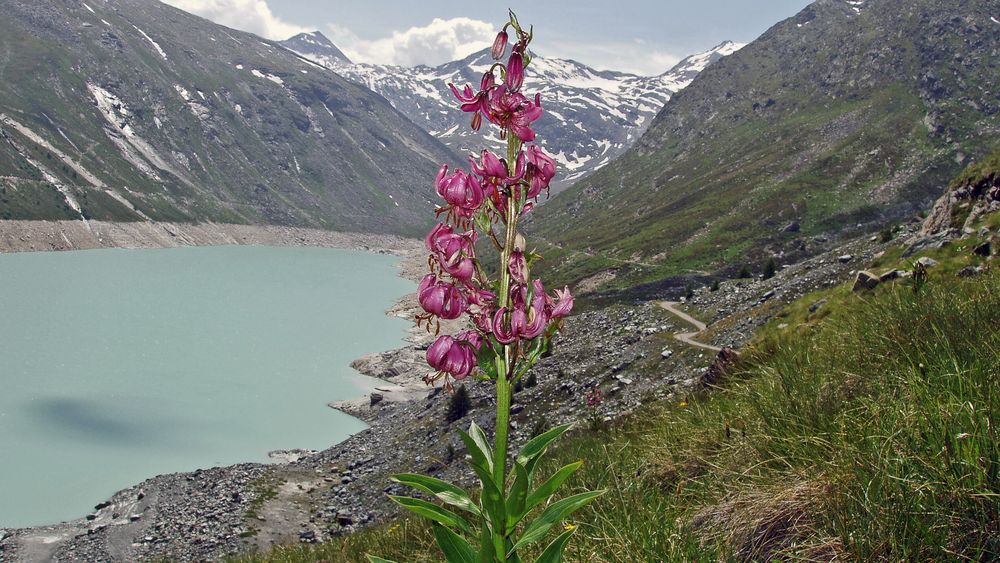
[658,301,722,352]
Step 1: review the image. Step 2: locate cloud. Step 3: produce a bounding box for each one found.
[327,17,496,67]
[161,0,308,40]
[544,39,683,76]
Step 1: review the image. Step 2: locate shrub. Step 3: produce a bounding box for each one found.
[444,385,471,423]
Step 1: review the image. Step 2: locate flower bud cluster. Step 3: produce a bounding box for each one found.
[418,13,573,384]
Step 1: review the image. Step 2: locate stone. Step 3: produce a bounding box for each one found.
[979,226,991,237]
[852,270,880,291]
[299,530,317,543]
[973,240,991,257]
[660,349,673,359]
[761,289,776,301]
[336,510,353,526]
[509,404,524,415]
[129,515,142,522]
[781,221,800,233]
[878,269,902,283]
[916,256,939,268]
[838,254,854,263]
[369,392,383,406]
[957,266,983,278]
[809,298,828,313]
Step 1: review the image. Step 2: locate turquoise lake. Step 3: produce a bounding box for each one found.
[0,246,413,528]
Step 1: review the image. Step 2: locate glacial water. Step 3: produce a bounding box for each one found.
[0,245,413,528]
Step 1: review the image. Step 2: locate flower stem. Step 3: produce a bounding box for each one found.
[490,134,521,560]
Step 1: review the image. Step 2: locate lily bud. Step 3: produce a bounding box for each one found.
[506,52,524,91]
[491,30,508,60]
[514,233,526,253]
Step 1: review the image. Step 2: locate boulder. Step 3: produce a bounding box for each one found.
[878,269,905,283]
[916,256,939,268]
[781,221,801,233]
[838,254,853,263]
[336,510,353,526]
[808,298,828,313]
[369,392,383,406]
[852,270,880,291]
[973,240,991,257]
[957,266,983,278]
[660,349,673,359]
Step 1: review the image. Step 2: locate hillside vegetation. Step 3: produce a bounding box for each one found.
[529,0,1000,291]
[234,205,1000,560]
[0,0,457,235]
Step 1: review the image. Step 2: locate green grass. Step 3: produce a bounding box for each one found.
[236,237,1000,561]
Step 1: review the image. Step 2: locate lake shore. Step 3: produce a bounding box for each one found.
[0,220,422,256]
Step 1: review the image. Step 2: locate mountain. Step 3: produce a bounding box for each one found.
[528,0,1000,291]
[282,31,352,66]
[279,38,743,189]
[0,0,458,235]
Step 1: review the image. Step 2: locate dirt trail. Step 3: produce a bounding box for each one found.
[658,301,722,352]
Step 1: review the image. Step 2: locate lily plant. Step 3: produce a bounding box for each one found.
[372,11,602,563]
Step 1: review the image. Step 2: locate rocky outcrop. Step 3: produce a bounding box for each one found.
[921,171,1000,236]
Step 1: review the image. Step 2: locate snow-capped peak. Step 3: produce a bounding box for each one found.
[279,35,741,190]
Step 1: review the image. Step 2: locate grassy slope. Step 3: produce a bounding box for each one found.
[233,206,1000,561]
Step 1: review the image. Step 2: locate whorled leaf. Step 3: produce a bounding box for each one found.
[509,490,604,553]
[432,523,477,563]
[390,473,482,517]
[534,528,576,563]
[389,495,472,534]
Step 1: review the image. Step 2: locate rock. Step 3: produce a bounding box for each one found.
[852,270,880,291]
[781,221,800,233]
[878,269,903,283]
[979,227,991,237]
[129,515,142,522]
[957,266,983,278]
[510,404,524,415]
[660,349,673,359]
[973,241,991,257]
[369,392,384,406]
[299,529,317,543]
[916,256,939,268]
[761,289,776,301]
[809,298,828,313]
[336,510,353,526]
[94,501,112,510]
[838,254,854,263]
[85,513,98,521]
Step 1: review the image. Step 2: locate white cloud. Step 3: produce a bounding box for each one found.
[327,17,496,67]
[161,0,308,40]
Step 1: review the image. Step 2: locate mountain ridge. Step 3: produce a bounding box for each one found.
[0,0,459,236]
[280,36,743,190]
[528,0,1000,291]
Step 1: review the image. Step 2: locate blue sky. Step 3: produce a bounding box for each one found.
[164,0,813,74]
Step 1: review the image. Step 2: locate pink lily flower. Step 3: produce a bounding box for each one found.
[426,223,477,282]
[427,331,481,380]
[524,144,557,199]
[487,88,543,142]
[491,292,548,344]
[435,165,485,218]
[448,72,496,130]
[418,274,468,320]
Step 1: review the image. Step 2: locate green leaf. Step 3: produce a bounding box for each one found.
[458,430,495,488]
[390,473,481,517]
[432,523,477,563]
[366,556,399,563]
[463,422,494,474]
[517,423,573,476]
[479,469,506,533]
[389,495,472,534]
[510,491,604,552]
[505,462,530,530]
[533,528,576,563]
[476,522,496,563]
[524,462,583,515]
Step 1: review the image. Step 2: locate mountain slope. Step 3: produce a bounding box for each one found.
[0,0,458,235]
[528,0,1000,289]
[280,38,742,189]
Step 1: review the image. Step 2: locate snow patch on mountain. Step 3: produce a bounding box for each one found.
[280,37,742,191]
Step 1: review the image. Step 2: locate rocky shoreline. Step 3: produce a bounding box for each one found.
[0,219,911,562]
[0,220,422,256]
